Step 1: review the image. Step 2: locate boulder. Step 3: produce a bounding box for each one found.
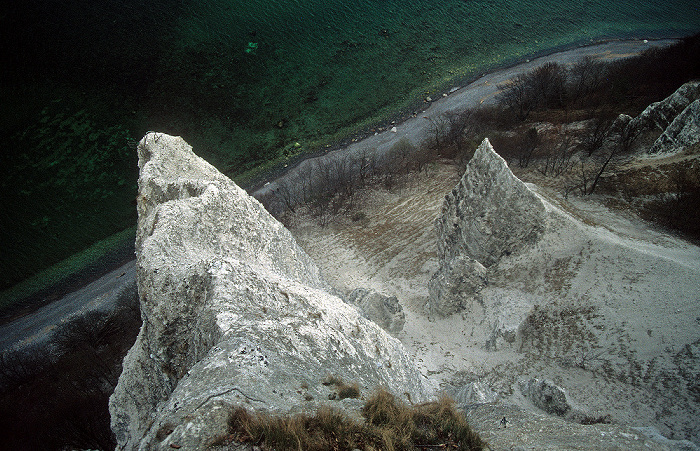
[345,288,405,336]
[519,378,572,417]
[649,99,700,154]
[484,317,519,351]
[109,133,427,450]
[427,138,546,317]
[426,255,487,317]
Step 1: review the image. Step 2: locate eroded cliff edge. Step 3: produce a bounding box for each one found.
[109,133,427,450]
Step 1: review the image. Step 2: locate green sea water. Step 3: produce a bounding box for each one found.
[1,0,699,300]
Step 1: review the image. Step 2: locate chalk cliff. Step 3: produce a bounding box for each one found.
[626,80,700,139]
[649,99,700,154]
[109,133,426,450]
[427,138,546,316]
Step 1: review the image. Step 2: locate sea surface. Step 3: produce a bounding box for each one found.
[1,0,699,301]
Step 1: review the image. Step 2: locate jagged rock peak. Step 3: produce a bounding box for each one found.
[133,132,323,286]
[649,99,700,154]
[427,138,546,317]
[109,133,427,450]
[626,80,700,138]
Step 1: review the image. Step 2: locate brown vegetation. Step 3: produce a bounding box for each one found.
[322,374,362,400]
[218,389,486,451]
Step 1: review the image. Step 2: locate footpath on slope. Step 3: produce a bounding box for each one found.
[0,38,676,352]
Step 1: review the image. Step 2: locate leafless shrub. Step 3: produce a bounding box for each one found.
[539,127,576,177]
[498,73,538,121]
[578,111,616,157]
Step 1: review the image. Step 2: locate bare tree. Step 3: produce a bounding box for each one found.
[579,112,616,157]
[443,109,479,159]
[273,175,300,213]
[585,120,637,195]
[388,137,417,174]
[568,56,608,107]
[519,127,539,168]
[531,62,567,108]
[356,147,377,187]
[539,126,575,177]
[426,115,450,155]
[498,73,538,121]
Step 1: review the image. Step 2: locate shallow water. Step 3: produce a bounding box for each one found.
[0,0,698,294]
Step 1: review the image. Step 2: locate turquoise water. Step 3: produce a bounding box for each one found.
[1,0,699,294]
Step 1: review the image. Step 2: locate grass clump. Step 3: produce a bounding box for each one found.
[222,389,486,450]
[337,383,361,400]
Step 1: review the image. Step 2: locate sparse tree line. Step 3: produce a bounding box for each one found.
[260,136,435,226]
[491,36,699,198]
[432,36,700,199]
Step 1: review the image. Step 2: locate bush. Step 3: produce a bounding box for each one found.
[322,375,361,400]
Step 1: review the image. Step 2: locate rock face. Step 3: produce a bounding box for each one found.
[626,81,700,138]
[109,133,427,450]
[427,138,547,316]
[649,99,700,154]
[451,381,499,405]
[345,288,405,336]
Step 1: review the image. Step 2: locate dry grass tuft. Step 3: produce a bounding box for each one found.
[337,382,361,400]
[222,389,487,450]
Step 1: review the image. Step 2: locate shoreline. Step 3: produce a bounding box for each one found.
[245,34,686,194]
[251,36,680,202]
[0,34,687,325]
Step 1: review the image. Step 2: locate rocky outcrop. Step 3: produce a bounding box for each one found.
[345,288,405,336]
[109,133,427,450]
[427,138,546,316]
[519,378,572,417]
[649,99,700,154]
[626,81,700,138]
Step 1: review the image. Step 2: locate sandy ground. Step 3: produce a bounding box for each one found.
[287,158,700,445]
